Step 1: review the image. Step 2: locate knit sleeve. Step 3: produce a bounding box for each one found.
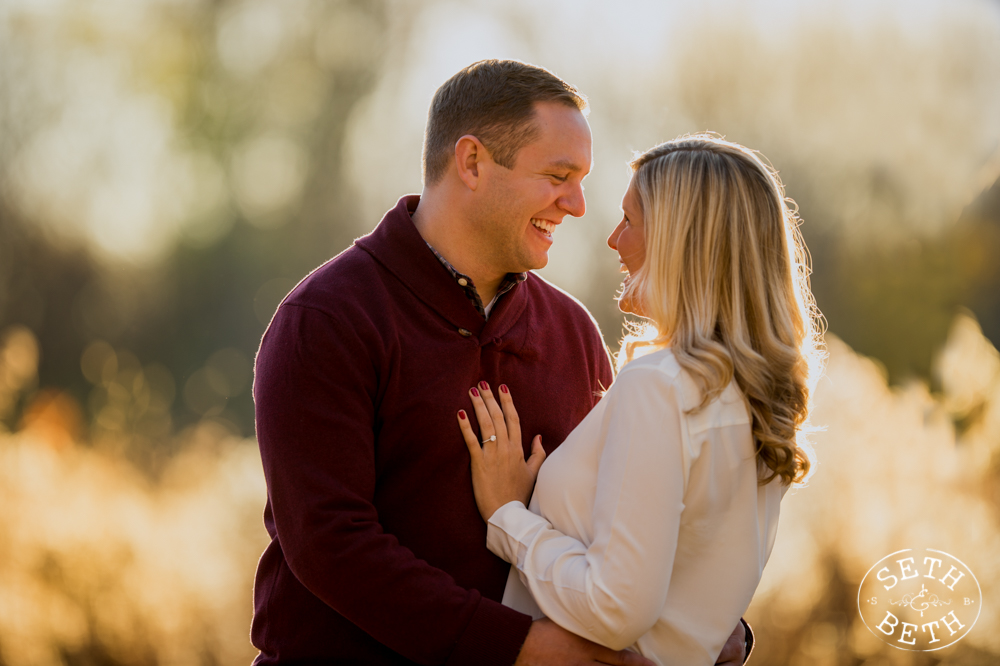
[486,364,687,650]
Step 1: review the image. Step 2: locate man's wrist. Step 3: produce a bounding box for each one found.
[444,597,532,666]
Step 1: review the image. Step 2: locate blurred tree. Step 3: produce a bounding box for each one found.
[2,0,999,444]
[0,0,391,452]
[159,0,391,435]
[804,172,1000,384]
[0,204,102,429]
[958,173,1000,347]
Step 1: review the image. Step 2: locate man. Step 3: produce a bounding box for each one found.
[252,59,749,665]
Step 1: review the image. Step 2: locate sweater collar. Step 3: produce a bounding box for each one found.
[355,195,528,340]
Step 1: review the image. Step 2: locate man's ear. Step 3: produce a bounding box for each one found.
[454,135,489,191]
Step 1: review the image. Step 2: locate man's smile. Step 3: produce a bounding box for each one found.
[531,218,557,237]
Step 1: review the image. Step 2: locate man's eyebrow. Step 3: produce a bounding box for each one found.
[546,159,586,172]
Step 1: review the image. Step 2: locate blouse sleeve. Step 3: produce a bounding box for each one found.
[486,365,687,650]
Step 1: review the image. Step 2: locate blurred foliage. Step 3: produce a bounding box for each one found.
[1,0,1000,663]
[0,0,391,454]
[0,326,266,664]
[2,314,999,664]
[746,315,1000,665]
[808,180,1000,383]
[2,0,999,443]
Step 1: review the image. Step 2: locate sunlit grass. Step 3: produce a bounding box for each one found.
[747,314,1000,663]
[1,314,998,664]
[0,330,268,663]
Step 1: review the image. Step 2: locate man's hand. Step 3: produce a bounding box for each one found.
[514,618,655,666]
[714,621,747,665]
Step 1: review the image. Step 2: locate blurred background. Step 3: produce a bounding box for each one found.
[0,0,999,663]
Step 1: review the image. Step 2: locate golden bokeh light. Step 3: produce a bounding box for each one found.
[1,0,999,663]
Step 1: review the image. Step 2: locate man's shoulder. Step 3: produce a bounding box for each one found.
[283,244,382,314]
[260,245,389,359]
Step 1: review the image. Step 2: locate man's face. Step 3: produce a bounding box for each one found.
[472,101,592,275]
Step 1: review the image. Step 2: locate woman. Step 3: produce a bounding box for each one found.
[456,134,824,664]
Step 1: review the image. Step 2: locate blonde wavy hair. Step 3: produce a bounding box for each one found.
[617,134,825,485]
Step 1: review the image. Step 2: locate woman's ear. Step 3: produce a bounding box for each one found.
[454,135,489,191]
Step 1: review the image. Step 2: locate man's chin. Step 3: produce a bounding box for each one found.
[519,253,548,272]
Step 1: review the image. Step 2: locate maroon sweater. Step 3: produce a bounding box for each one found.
[251,196,614,665]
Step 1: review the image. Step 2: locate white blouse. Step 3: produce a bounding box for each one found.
[487,347,787,665]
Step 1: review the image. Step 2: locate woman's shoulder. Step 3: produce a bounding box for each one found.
[615,347,696,410]
[617,346,683,378]
[616,347,749,426]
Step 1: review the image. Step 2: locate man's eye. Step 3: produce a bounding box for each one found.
[550,174,568,183]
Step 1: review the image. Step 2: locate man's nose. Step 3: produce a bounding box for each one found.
[558,182,586,218]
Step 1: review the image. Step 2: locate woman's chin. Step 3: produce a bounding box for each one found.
[617,297,645,318]
[618,276,643,317]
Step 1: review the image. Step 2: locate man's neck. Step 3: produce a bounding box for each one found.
[411,191,506,305]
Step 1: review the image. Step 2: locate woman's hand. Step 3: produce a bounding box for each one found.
[458,381,546,522]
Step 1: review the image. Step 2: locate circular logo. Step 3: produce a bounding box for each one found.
[858,548,981,651]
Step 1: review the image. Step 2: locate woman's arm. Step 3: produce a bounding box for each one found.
[463,367,688,651]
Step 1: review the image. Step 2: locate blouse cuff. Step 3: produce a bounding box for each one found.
[486,500,551,567]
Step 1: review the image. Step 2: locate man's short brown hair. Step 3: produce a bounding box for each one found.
[422,59,588,185]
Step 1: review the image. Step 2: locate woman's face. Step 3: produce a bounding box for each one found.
[607,177,646,315]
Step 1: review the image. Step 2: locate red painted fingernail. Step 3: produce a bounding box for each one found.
[479,381,489,391]
[470,387,479,397]
[499,384,509,394]
[458,410,467,420]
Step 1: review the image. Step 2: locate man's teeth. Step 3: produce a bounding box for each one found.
[531,219,555,235]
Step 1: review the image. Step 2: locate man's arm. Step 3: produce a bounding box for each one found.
[516,620,655,666]
[741,618,755,663]
[255,303,529,665]
[715,621,749,665]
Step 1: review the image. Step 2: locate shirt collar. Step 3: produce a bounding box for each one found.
[425,241,527,319]
[354,195,530,337]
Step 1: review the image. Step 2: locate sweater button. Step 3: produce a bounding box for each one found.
[458,328,472,337]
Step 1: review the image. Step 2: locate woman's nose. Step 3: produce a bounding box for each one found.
[607,221,623,250]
